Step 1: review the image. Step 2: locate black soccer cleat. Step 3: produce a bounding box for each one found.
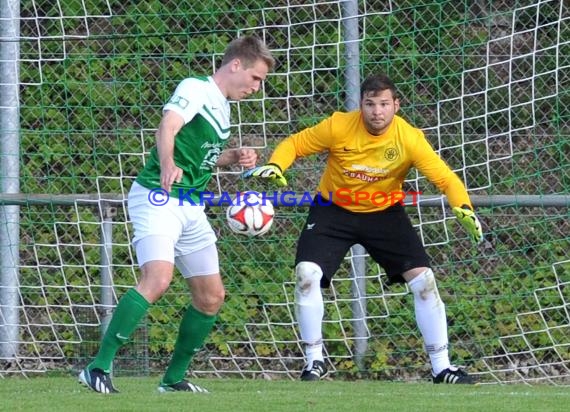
[78,367,119,394]
[432,365,475,384]
[158,380,209,393]
[300,360,329,381]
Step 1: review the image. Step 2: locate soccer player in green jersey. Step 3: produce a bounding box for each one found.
[79,36,275,394]
[246,73,483,384]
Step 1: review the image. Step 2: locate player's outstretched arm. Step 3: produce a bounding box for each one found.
[242,163,287,187]
[452,204,484,244]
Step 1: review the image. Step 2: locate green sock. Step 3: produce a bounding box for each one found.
[89,288,150,373]
[162,305,217,385]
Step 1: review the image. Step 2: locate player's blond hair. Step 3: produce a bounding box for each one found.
[221,35,275,71]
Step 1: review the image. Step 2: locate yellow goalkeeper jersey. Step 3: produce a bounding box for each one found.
[269,111,472,213]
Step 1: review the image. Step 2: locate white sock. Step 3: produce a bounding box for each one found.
[296,296,325,366]
[305,343,324,366]
[408,269,451,375]
[295,262,325,366]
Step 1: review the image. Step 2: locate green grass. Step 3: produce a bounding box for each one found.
[1,376,569,412]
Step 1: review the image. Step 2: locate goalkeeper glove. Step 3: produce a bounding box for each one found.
[452,205,484,244]
[242,163,288,187]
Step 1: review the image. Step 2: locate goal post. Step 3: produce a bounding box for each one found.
[1,0,569,384]
[0,0,20,360]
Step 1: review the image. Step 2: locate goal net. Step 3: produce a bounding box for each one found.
[1,0,569,384]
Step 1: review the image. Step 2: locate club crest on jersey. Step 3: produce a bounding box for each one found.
[384,147,399,161]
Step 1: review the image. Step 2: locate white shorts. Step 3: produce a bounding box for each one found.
[128,182,218,274]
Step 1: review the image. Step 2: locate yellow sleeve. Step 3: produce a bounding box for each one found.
[411,131,473,209]
[268,116,334,172]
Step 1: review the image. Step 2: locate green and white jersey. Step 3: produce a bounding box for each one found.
[136,76,231,201]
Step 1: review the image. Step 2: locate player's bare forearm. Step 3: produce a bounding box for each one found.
[156,111,183,165]
[156,133,175,167]
[216,149,240,167]
[156,111,184,191]
[156,134,179,191]
[217,148,257,168]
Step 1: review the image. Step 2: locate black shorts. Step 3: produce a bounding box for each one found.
[295,198,430,288]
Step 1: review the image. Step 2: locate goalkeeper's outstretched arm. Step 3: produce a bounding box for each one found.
[243,116,332,186]
[242,134,300,186]
[413,141,484,245]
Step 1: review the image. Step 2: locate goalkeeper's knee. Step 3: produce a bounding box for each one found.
[295,261,323,303]
[408,268,443,305]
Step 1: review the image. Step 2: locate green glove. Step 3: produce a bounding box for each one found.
[242,163,288,187]
[452,205,483,244]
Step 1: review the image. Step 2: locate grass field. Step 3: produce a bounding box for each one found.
[1,375,569,412]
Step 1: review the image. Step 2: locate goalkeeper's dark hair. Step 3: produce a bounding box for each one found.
[360,74,398,100]
[221,35,275,71]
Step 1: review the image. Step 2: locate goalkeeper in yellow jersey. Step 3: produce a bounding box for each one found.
[245,73,483,384]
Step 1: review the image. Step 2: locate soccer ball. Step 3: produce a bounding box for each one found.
[226,191,275,237]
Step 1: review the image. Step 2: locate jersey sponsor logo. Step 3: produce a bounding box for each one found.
[201,142,220,149]
[306,223,316,230]
[200,147,222,170]
[384,147,399,161]
[351,164,390,175]
[343,169,382,182]
[197,142,225,170]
